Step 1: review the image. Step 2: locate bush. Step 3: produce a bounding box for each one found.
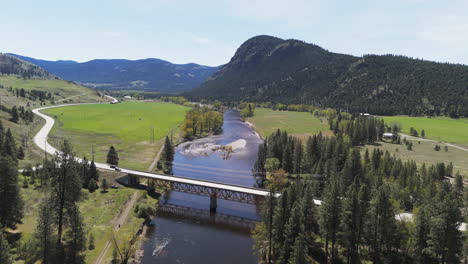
[134,203,156,219]
[434,144,441,151]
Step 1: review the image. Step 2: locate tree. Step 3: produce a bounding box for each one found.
[0,156,23,228]
[49,141,82,250]
[10,105,19,123]
[0,231,12,264]
[89,160,99,181]
[100,178,109,193]
[421,129,425,138]
[319,173,342,263]
[107,146,119,166]
[88,179,98,193]
[64,205,86,264]
[112,231,139,264]
[17,146,25,160]
[339,181,361,264]
[88,233,96,250]
[34,200,57,264]
[288,234,307,264]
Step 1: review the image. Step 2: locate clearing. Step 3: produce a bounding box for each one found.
[383,116,468,145]
[248,108,332,140]
[43,101,189,170]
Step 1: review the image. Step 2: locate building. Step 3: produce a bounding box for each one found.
[383,133,393,139]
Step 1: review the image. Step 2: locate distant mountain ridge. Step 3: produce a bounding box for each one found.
[8,54,219,92]
[189,35,468,116]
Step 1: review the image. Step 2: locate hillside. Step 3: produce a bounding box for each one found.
[9,54,219,92]
[0,54,107,167]
[188,35,468,116]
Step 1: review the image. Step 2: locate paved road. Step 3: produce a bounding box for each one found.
[31,95,276,198]
[31,98,465,231]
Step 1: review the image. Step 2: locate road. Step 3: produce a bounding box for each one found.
[399,132,468,152]
[31,95,276,198]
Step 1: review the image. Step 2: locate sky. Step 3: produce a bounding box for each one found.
[1,0,468,66]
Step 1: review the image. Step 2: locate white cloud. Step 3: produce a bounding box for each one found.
[191,35,211,44]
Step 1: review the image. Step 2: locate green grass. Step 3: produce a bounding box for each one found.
[248,108,332,140]
[383,116,468,144]
[364,140,468,177]
[43,101,189,170]
[14,171,158,264]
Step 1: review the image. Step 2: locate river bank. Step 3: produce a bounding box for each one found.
[139,109,263,263]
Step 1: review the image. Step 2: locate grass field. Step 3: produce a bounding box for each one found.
[43,101,189,170]
[248,108,332,140]
[383,116,468,145]
[14,171,158,264]
[364,139,468,176]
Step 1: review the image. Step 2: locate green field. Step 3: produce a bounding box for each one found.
[248,108,331,140]
[383,116,468,145]
[44,101,189,170]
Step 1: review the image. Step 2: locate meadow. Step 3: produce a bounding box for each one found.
[383,116,468,145]
[44,101,189,170]
[248,108,331,140]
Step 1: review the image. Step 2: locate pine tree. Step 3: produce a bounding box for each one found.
[4,129,17,160]
[0,156,23,228]
[17,145,25,160]
[10,105,19,123]
[65,205,86,264]
[88,233,96,250]
[278,201,305,263]
[0,231,12,264]
[34,200,57,264]
[319,173,341,263]
[50,141,82,250]
[100,178,109,193]
[88,179,98,193]
[89,160,99,181]
[288,234,307,264]
[106,146,119,166]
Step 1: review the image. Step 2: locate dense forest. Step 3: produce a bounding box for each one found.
[252,115,466,263]
[188,35,468,117]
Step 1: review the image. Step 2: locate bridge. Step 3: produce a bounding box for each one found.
[32,97,279,212]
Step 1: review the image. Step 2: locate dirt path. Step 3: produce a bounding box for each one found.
[399,133,468,152]
[94,191,139,264]
[95,144,164,264]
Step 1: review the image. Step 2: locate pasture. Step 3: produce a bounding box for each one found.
[43,101,189,170]
[248,108,331,140]
[383,116,468,145]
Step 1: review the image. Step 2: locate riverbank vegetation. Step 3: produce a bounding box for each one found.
[253,116,466,262]
[181,106,223,139]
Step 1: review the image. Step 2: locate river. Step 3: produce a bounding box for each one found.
[140,109,263,263]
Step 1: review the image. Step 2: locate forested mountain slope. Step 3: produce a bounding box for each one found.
[188,35,468,116]
[9,54,219,92]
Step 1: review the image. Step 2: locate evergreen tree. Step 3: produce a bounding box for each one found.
[88,179,98,193]
[100,178,109,193]
[4,128,17,159]
[106,146,119,166]
[49,141,82,251]
[89,160,99,181]
[34,200,57,264]
[88,233,96,250]
[10,105,19,123]
[17,146,25,160]
[287,234,307,264]
[339,180,361,264]
[0,156,23,228]
[319,173,341,263]
[65,205,86,264]
[0,231,12,264]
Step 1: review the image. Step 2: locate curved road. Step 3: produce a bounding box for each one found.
[31,97,465,231]
[31,95,276,198]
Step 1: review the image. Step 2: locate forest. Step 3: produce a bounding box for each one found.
[188,35,468,117]
[252,115,466,263]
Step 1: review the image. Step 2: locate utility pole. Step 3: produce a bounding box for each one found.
[91,144,95,161]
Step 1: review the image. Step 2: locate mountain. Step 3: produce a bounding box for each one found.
[8,54,219,92]
[188,35,468,117]
[0,53,56,79]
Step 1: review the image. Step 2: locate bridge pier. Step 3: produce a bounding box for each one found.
[128,175,140,185]
[210,192,217,213]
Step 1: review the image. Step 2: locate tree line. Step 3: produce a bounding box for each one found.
[181,106,223,139]
[253,126,465,263]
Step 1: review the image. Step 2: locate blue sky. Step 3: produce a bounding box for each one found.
[1,0,467,66]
